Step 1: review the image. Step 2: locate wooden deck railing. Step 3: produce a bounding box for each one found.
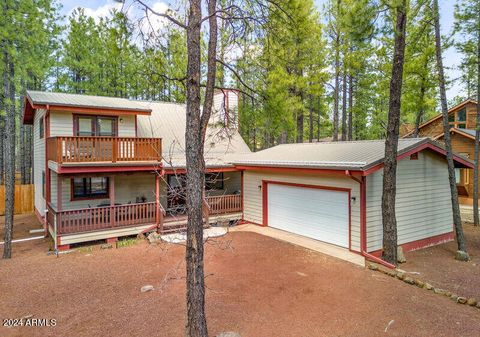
[46,136,162,164]
[205,194,242,215]
[48,202,157,235]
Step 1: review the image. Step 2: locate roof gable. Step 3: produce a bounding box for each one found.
[232,138,473,173]
[403,99,478,138]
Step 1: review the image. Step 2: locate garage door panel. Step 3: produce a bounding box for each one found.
[267,184,349,248]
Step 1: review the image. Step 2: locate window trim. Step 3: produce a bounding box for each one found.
[71,177,110,201]
[73,114,118,137]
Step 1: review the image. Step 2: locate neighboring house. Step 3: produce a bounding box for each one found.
[23,90,248,250]
[23,91,473,261]
[402,99,479,205]
[233,138,472,258]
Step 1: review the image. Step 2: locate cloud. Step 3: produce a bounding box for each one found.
[70,0,170,33]
[71,0,123,23]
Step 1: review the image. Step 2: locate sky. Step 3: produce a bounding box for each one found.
[59,0,464,99]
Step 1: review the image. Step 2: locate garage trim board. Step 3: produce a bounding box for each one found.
[262,180,352,250]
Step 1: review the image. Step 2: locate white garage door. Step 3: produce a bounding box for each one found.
[267,183,349,248]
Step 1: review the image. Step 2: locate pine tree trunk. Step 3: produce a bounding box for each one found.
[3,53,15,259]
[341,66,347,141]
[0,105,4,186]
[381,0,407,266]
[348,75,353,141]
[25,125,32,184]
[414,84,426,138]
[474,3,480,226]
[333,1,341,142]
[20,122,26,184]
[184,0,217,335]
[317,96,321,141]
[309,95,314,143]
[433,0,468,256]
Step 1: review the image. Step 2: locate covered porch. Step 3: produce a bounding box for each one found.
[45,170,243,248]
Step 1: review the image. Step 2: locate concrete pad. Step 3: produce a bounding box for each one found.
[161,227,228,244]
[232,224,365,267]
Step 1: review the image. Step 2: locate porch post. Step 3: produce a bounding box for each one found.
[110,175,115,227]
[110,175,115,206]
[156,174,161,230]
[56,176,62,211]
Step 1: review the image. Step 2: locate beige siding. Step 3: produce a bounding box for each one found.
[50,173,156,211]
[366,151,453,252]
[243,170,361,252]
[49,111,136,137]
[33,109,46,215]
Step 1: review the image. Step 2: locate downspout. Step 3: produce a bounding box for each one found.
[348,172,396,269]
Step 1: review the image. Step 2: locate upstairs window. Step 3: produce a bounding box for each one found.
[74,115,117,137]
[72,177,109,200]
[449,108,467,129]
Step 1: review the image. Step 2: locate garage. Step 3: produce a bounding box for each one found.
[266,183,350,248]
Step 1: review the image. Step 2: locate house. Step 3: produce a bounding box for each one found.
[23,90,249,250]
[23,90,473,264]
[233,138,472,262]
[402,99,479,205]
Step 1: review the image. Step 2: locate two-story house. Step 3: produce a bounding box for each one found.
[403,99,479,205]
[23,90,249,250]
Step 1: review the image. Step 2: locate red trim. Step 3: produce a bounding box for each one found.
[57,244,70,251]
[235,165,362,176]
[363,142,474,176]
[34,104,151,116]
[261,180,352,250]
[368,231,454,257]
[106,237,118,244]
[241,170,245,221]
[34,206,45,234]
[163,167,239,174]
[55,165,162,174]
[349,175,396,269]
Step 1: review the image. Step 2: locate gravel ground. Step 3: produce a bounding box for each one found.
[0,216,479,337]
[0,213,43,240]
[403,223,480,299]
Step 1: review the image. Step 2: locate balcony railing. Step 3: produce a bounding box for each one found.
[46,136,162,164]
[47,202,158,235]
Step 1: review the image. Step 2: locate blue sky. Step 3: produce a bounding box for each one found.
[59,0,463,99]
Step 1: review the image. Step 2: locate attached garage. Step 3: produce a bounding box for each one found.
[266,183,350,248]
[234,138,473,263]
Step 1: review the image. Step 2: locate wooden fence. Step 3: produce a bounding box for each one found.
[0,184,34,216]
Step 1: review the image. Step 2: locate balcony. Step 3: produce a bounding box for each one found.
[46,136,162,165]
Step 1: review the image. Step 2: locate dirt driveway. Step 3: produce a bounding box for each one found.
[0,223,479,337]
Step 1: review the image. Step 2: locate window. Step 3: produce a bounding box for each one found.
[449,108,467,129]
[42,171,46,198]
[457,108,466,122]
[205,172,224,190]
[72,177,109,200]
[74,116,117,136]
[455,168,461,185]
[39,116,44,139]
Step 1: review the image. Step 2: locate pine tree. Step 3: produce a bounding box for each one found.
[454,0,480,225]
